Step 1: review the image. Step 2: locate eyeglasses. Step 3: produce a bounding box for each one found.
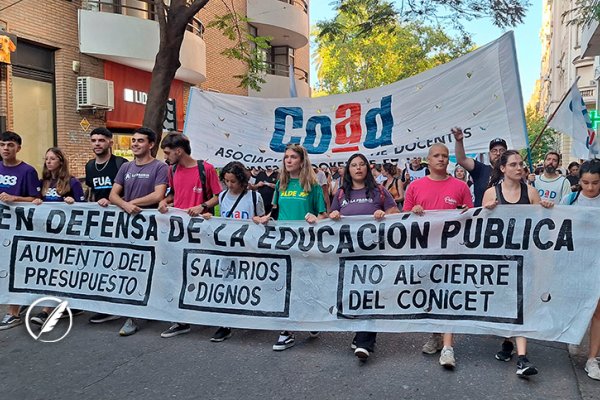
[490,148,506,154]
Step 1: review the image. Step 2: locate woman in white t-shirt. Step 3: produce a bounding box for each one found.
[560,159,600,381]
[202,161,265,342]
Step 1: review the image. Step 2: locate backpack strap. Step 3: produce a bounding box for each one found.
[252,190,257,216]
[569,191,581,205]
[197,160,209,199]
[219,188,229,203]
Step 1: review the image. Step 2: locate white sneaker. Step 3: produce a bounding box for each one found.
[422,333,443,354]
[585,358,600,380]
[439,347,456,368]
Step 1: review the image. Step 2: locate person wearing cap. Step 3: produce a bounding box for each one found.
[451,127,507,207]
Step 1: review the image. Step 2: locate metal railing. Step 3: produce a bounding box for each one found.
[262,61,308,82]
[82,0,205,38]
[277,0,308,14]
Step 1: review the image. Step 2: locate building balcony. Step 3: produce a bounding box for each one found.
[249,62,310,98]
[579,84,596,105]
[582,20,600,58]
[247,0,309,48]
[78,1,206,84]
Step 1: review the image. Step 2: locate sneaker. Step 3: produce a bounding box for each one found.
[18,305,29,317]
[439,347,456,368]
[161,323,191,338]
[351,337,357,350]
[0,314,22,330]
[309,331,320,338]
[585,358,600,380]
[210,327,232,342]
[89,313,120,324]
[354,347,370,361]
[30,311,49,326]
[516,356,538,376]
[422,333,443,354]
[495,340,514,362]
[273,331,295,351]
[119,318,139,336]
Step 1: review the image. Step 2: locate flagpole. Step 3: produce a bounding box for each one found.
[530,76,581,152]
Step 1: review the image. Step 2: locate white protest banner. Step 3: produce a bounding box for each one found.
[184,32,527,168]
[0,202,598,344]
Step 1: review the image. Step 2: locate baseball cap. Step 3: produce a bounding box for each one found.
[489,138,507,150]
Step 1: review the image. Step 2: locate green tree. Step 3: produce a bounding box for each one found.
[144,0,269,154]
[524,105,559,165]
[322,0,530,36]
[314,0,474,94]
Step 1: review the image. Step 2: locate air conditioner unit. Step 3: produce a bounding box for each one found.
[77,77,114,110]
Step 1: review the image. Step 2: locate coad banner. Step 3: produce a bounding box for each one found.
[184,32,527,167]
[1,202,598,344]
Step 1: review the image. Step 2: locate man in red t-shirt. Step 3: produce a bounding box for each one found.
[158,133,222,338]
[403,143,473,369]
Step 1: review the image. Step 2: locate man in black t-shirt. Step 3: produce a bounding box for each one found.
[452,127,507,207]
[85,127,127,324]
[85,127,127,205]
[249,167,278,214]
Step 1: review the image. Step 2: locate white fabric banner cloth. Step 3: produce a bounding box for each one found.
[0,202,598,344]
[184,32,527,167]
[548,82,600,159]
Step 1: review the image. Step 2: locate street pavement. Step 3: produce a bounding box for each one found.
[0,307,597,400]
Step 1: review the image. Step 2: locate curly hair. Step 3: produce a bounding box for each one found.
[219,161,250,188]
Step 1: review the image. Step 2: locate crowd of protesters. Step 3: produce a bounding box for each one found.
[1,126,599,381]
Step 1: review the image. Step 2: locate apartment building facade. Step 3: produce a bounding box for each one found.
[534,0,597,164]
[0,0,310,174]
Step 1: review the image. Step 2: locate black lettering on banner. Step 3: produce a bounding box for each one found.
[180,249,291,317]
[336,254,523,324]
[9,236,155,305]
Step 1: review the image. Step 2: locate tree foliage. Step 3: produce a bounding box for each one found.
[144,0,269,154]
[324,0,530,35]
[314,0,474,94]
[565,0,600,26]
[524,105,559,165]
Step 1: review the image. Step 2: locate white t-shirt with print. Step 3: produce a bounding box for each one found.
[219,190,265,219]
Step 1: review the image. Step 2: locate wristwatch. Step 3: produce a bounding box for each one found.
[200,202,207,209]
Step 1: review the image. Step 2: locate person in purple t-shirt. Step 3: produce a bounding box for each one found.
[109,127,168,336]
[0,131,41,330]
[29,147,86,326]
[33,147,85,204]
[329,153,400,362]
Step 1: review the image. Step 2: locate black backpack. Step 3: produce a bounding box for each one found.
[171,160,214,211]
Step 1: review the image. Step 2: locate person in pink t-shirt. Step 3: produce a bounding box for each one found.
[402,143,473,370]
[158,132,222,338]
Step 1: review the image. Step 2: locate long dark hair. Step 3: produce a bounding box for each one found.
[341,153,378,201]
[488,150,521,188]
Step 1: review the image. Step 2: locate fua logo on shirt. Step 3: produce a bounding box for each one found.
[444,196,458,206]
[0,175,17,186]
